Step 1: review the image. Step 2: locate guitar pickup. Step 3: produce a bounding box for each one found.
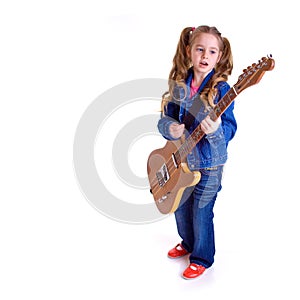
[156,163,170,187]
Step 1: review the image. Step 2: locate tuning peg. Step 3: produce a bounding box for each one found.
[267,54,273,58]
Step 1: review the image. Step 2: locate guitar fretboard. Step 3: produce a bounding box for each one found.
[174,86,238,164]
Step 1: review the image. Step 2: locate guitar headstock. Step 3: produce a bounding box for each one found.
[234,55,275,94]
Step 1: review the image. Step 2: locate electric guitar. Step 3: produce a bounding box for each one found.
[147,56,275,214]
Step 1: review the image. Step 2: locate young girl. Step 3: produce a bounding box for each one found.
[157,25,237,279]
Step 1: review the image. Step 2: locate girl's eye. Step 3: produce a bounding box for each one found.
[210,50,216,54]
[196,48,203,52]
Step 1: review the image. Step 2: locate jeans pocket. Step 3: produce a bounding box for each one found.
[195,166,223,208]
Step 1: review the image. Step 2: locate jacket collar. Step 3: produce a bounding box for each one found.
[186,68,215,94]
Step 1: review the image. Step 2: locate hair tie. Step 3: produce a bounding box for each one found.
[190,27,195,35]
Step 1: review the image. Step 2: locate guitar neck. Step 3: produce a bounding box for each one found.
[175,86,238,163]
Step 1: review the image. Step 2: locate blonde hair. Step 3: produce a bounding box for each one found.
[168,25,233,108]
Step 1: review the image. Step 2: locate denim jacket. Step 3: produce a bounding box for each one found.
[157,69,237,170]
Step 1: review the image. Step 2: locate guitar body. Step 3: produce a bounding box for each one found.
[147,139,201,214]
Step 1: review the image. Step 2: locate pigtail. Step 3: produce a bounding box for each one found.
[160,91,171,116]
[169,27,193,82]
[168,27,194,100]
[216,37,233,80]
[202,35,233,107]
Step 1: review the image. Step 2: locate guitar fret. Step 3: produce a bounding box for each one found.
[232,86,238,96]
[191,127,204,144]
[188,136,195,151]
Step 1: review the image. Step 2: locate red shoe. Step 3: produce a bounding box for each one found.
[182,263,206,279]
[167,243,189,259]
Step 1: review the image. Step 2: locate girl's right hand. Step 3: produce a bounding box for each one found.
[169,123,185,139]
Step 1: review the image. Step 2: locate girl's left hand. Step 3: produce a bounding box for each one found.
[200,115,221,134]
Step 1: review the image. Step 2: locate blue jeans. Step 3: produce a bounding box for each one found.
[174,166,223,268]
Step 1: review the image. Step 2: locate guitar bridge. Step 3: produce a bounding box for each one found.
[156,163,170,187]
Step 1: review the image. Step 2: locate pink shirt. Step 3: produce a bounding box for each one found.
[190,78,199,98]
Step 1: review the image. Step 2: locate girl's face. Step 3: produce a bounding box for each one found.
[189,33,222,79]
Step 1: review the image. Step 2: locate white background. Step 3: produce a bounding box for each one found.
[1,0,299,299]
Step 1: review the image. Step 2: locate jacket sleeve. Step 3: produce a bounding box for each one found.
[157,100,181,141]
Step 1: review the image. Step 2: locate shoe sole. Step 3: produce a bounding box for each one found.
[181,272,205,280]
[167,253,189,259]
